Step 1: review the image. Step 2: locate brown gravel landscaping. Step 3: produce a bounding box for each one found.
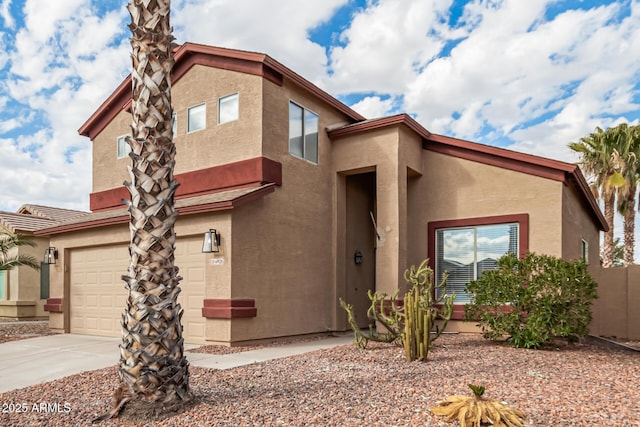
[1,334,638,427]
[0,320,54,344]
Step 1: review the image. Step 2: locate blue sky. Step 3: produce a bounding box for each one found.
[0,0,639,258]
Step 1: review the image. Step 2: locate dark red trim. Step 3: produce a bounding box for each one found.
[44,298,63,313]
[327,113,431,140]
[428,214,529,314]
[426,135,567,182]
[36,185,275,235]
[202,298,257,319]
[78,42,363,139]
[90,157,282,212]
[424,134,607,232]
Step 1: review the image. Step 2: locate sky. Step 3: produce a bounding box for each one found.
[0,0,639,259]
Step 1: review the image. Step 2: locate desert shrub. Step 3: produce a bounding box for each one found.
[464,253,597,349]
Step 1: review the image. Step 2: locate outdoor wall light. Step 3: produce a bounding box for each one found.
[202,229,221,253]
[354,250,364,265]
[44,247,59,264]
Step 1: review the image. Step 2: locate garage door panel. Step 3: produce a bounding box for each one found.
[71,238,206,344]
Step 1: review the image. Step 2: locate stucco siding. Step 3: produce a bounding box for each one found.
[419,151,564,257]
[561,183,600,263]
[92,65,264,193]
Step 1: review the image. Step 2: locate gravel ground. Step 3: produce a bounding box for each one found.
[1,334,638,427]
[0,320,54,344]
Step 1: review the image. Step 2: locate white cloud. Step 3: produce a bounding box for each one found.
[349,96,395,119]
[0,0,14,29]
[326,0,454,95]
[172,0,347,84]
[1,0,129,212]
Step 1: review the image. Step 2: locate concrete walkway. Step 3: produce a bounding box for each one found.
[0,333,354,394]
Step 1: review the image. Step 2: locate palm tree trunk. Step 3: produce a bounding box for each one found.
[95,0,190,421]
[623,186,636,265]
[602,192,615,268]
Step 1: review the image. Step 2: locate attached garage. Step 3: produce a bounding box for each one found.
[69,236,207,344]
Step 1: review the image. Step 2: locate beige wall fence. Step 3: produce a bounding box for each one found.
[589,265,640,340]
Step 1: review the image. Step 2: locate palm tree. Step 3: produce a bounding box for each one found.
[0,227,40,272]
[612,123,640,265]
[95,0,189,421]
[568,127,624,268]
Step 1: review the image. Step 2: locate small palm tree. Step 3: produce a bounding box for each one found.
[0,227,40,272]
[612,123,640,265]
[569,127,625,268]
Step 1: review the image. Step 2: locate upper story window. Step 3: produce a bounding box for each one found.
[289,101,318,164]
[172,112,177,136]
[188,103,206,133]
[218,93,239,124]
[435,222,519,303]
[117,135,131,159]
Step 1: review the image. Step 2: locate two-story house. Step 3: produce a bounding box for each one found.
[35,43,607,345]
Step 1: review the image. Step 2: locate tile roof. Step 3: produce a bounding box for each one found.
[35,184,276,236]
[17,204,88,222]
[0,205,88,234]
[0,211,58,233]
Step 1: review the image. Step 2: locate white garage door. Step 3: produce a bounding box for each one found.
[69,237,206,344]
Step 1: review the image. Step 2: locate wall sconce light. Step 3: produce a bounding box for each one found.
[202,229,221,253]
[354,250,363,265]
[44,247,58,264]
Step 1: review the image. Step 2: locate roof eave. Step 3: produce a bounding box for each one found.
[78,43,364,140]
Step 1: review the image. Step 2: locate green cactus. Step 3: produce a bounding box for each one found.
[402,259,455,361]
[339,258,455,361]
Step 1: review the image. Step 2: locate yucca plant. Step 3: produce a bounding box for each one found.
[431,384,526,427]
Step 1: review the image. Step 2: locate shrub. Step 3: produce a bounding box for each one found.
[464,253,597,349]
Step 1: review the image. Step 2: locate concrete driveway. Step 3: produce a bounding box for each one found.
[0,333,353,394]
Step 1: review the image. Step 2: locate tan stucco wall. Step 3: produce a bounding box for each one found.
[0,236,49,318]
[561,184,600,263]
[331,126,423,297]
[416,151,564,257]
[223,75,356,342]
[92,65,265,193]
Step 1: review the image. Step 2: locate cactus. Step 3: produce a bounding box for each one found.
[402,259,455,361]
[340,258,455,361]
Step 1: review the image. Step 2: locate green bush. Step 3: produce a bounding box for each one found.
[464,253,597,349]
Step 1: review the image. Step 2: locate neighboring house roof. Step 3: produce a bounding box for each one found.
[78,43,365,140]
[0,205,88,234]
[328,114,608,232]
[0,211,58,233]
[35,184,276,236]
[17,204,88,223]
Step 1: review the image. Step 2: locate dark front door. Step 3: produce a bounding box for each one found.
[345,172,376,328]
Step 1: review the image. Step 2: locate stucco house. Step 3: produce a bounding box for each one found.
[0,205,86,318]
[33,42,607,344]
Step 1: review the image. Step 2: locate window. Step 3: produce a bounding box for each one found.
[289,101,318,163]
[172,112,177,136]
[436,223,519,303]
[0,270,6,300]
[188,103,206,132]
[581,239,589,264]
[40,263,50,300]
[117,135,131,158]
[218,93,239,124]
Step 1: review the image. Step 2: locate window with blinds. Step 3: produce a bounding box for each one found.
[436,223,518,303]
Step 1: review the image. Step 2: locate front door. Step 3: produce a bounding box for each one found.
[345,172,377,328]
